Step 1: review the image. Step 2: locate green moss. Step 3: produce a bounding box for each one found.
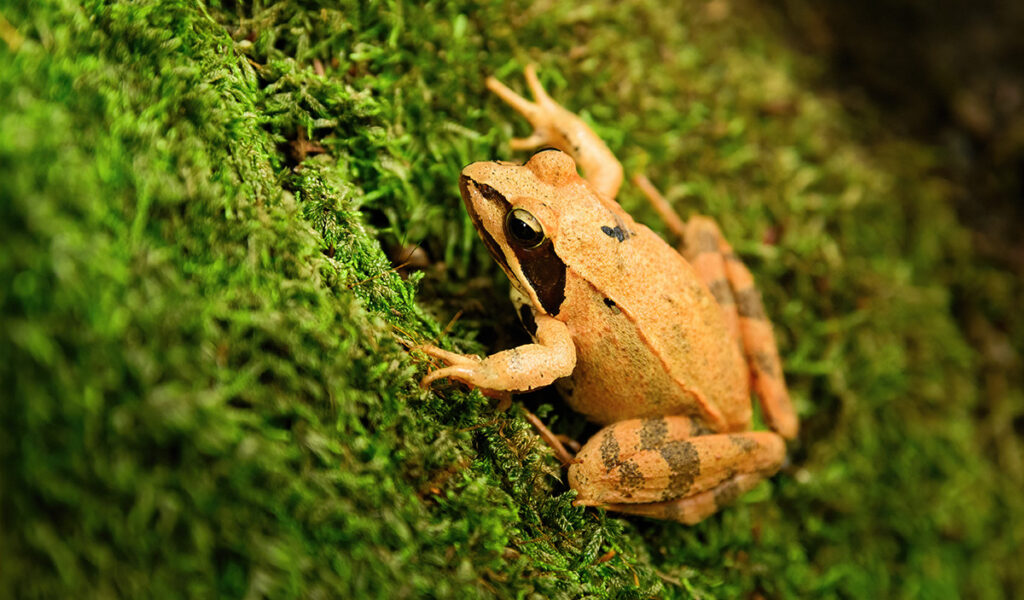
[1,1,1021,598]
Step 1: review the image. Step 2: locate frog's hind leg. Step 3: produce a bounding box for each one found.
[634,177,798,439]
[568,416,786,524]
[603,472,767,524]
[683,216,798,439]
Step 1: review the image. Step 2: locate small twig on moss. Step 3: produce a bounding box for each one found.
[441,308,465,336]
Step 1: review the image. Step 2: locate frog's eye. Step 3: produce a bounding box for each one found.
[505,208,546,249]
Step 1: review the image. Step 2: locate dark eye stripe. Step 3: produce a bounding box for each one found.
[475,181,508,205]
[464,178,566,316]
[507,235,566,316]
[460,177,511,274]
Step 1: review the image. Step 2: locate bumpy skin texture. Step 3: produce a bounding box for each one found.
[419,66,797,524]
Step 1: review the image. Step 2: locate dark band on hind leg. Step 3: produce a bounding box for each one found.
[684,216,798,439]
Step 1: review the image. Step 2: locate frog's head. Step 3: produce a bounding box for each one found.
[458,149,584,316]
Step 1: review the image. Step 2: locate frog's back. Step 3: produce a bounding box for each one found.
[554,208,751,432]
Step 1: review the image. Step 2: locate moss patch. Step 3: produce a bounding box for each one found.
[2,1,1021,598]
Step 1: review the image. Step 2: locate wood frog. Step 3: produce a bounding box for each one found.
[418,66,798,524]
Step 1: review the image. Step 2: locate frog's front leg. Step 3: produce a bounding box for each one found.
[418,313,576,394]
[569,416,786,524]
[487,65,624,200]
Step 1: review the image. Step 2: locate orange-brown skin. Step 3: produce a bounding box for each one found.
[418,66,798,524]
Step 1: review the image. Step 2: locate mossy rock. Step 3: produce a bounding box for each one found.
[2,1,1021,598]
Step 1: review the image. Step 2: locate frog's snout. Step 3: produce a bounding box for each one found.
[459,161,504,189]
[458,164,515,216]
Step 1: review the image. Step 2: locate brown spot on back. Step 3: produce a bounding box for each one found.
[601,225,627,242]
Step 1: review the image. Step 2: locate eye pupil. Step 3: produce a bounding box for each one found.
[506,209,545,248]
[509,218,536,241]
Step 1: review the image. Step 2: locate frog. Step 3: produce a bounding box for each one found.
[417,65,798,524]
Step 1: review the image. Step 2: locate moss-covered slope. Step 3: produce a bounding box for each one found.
[2,1,1021,598]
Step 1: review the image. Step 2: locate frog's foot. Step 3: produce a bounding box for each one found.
[416,344,482,368]
[485,65,558,151]
[568,416,786,524]
[487,65,623,200]
[415,344,482,387]
[415,314,577,394]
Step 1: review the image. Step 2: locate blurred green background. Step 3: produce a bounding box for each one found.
[2,1,1021,598]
